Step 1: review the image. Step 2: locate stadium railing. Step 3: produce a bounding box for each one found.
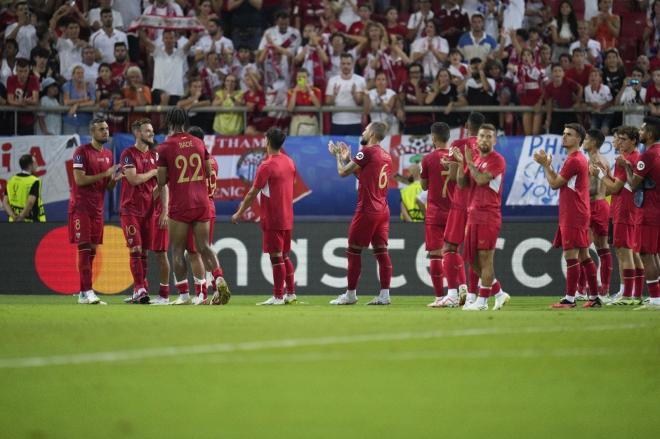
[0,104,644,136]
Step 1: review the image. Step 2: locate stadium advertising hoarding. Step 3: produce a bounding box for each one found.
[1,134,619,221]
[0,222,615,296]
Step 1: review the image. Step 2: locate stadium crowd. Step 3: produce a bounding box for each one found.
[0,0,655,137]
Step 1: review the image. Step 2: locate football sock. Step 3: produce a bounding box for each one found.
[194,277,206,299]
[89,248,96,269]
[457,255,467,286]
[175,279,189,295]
[78,244,92,292]
[129,251,144,289]
[577,264,587,295]
[565,258,580,299]
[270,255,285,299]
[379,289,390,300]
[582,258,600,299]
[211,267,224,290]
[346,248,362,291]
[443,252,460,291]
[159,283,169,299]
[647,279,660,299]
[140,253,148,287]
[346,289,357,300]
[430,255,444,297]
[374,248,392,289]
[491,279,502,296]
[634,268,645,298]
[597,249,612,295]
[283,253,295,294]
[477,288,490,306]
[623,269,635,298]
[468,265,479,295]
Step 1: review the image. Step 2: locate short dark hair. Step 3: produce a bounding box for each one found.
[470,57,482,65]
[586,128,605,149]
[480,123,497,133]
[572,47,585,56]
[565,123,586,143]
[516,29,529,40]
[164,107,189,133]
[407,62,423,73]
[114,41,127,49]
[340,52,354,61]
[631,66,644,76]
[210,18,222,28]
[131,118,151,132]
[643,116,660,141]
[100,7,113,16]
[551,63,564,70]
[617,126,640,144]
[467,112,485,133]
[265,127,286,150]
[98,62,111,72]
[431,122,450,142]
[274,9,289,19]
[370,122,387,141]
[5,38,18,51]
[15,58,30,69]
[188,126,205,140]
[19,154,34,171]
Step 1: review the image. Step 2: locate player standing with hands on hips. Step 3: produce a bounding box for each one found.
[328,122,394,305]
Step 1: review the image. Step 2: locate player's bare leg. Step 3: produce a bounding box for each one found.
[330,244,362,305]
[367,245,392,305]
[191,220,230,305]
[594,233,612,300]
[169,219,192,305]
[150,250,171,305]
[442,241,468,305]
[258,251,286,306]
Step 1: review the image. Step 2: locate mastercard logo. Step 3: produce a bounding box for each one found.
[35,226,133,295]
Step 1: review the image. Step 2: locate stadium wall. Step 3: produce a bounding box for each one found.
[0,222,618,296]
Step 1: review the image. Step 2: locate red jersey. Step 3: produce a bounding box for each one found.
[352,145,393,214]
[466,151,506,225]
[612,150,641,225]
[544,79,580,109]
[449,136,478,210]
[119,146,158,217]
[69,143,114,217]
[558,151,590,229]
[421,148,454,225]
[7,73,39,126]
[348,21,366,36]
[156,132,210,217]
[110,61,137,82]
[287,86,322,117]
[565,65,593,87]
[253,153,296,230]
[208,156,218,200]
[633,143,660,226]
[645,84,660,105]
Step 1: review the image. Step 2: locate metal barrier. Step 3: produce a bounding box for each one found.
[0,104,644,135]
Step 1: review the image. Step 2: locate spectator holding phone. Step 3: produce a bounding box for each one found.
[287,69,322,135]
[617,67,647,126]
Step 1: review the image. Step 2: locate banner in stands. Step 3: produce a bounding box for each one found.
[0,222,617,297]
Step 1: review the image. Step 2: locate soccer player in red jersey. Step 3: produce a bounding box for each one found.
[452,124,510,311]
[594,126,645,305]
[156,108,230,306]
[627,117,660,309]
[232,128,298,306]
[69,118,119,305]
[534,123,600,308]
[582,129,613,302]
[420,122,456,308]
[328,122,393,305]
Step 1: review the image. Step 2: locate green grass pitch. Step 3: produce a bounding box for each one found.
[0,294,659,439]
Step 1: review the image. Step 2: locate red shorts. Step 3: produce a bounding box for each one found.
[169,205,212,224]
[463,223,500,264]
[187,215,215,253]
[151,222,169,252]
[613,223,640,252]
[425,223,446,251]
[519,89,542,106]
[444,208,467,245]
[348,211,389,247]
[68,211,104,245]
[262,229,292,254]
[120,214,152,249]
[639,224,660,254]
[552,225,590,250]
[589,199,610,237]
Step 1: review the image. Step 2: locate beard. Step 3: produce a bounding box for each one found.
[360,137,368,146]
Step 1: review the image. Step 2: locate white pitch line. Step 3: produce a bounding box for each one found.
[0,323,648,369]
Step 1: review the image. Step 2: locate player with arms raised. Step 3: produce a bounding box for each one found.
[156,108,230,305]
[452,124,510,311]
[328,122,394,305]
[232,128,298,305]
[69,118,119,305]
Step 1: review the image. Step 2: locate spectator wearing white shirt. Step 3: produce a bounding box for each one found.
[569,20,601,66]
[141,29,198,105]
[616,67,647,127]
[193,19,234,61]
[52,17,84,80]
[90,9,129,64]
[1,39,18,86]
[364,70,401,135]
[36,78,62,135]
[457,13,498,62]
[411,21,449,82]
[257,10,301,90]
[407,0,434,41]
[325,53,366,135]
[585,69,613,135]
[113,0,142,31]
[79,46,100,83]
[88,0,125,31]
[327,33,356,78]
[143,0,184,43]
[4,1,37,60]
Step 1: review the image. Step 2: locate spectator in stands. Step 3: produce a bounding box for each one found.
[96,62,121,110]
[294,24,329,90]
[590,0,620,51]
[543,63,582,134]
[486,58,516,105]
[1,39,19,86]
[53,17,83,80]
[62,64,96,135]
[0,80,11,135]
[90,8,128,64]
[80,45,99,83]
[398,62,431,135]
[287,68,322,135]
[227,0,263,51]
[243,70,268,135]
[538,44,553,78]
[515,48,545,135]
[335,0,360,29]
[617,67,647,127]
[36,77,61,135]
[407,0,434,41]
[550,1,579,62]
[637,54,651,84]
[143,0,184,43]
[177,76,213,132]
[4,1,36,60]
[235,46,259,91]
[602,49,626,99]
[109,42,134,83]
[388,34,411,91]
[353,22,394,87]
[383,6,407,41]
[524,0,546,29]
[585,69,613,135]
[464,57,497,125]
[318,4,347,36]
[88,0,124,32]
[447,48,468,85]
[193,18,233,61]
[479,0,501,41]
[327,33,353,78]
[365,70,401,135]
[122,66,151,130]
[558,52,572,72]
[189,0,219,28]
[200,51,223,97]
[646,68,660,115]
[258,10,301,88]
[457,13,497,62]
[6,58,38,135]
[30,47,55,83]
[644,0,660,57]
[325,52,365,135]
[411,20,449,82]
[141,29,198,106]
[347,3,372,36]
[566,48,593,87]
[570,20,602,66]
[293,0,325,30]
[424,67,466,128]
[212,73,244,135]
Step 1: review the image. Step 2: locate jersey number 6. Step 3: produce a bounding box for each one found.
[378,164,389,189]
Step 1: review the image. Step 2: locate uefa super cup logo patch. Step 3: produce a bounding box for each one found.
[637,161,645,171]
